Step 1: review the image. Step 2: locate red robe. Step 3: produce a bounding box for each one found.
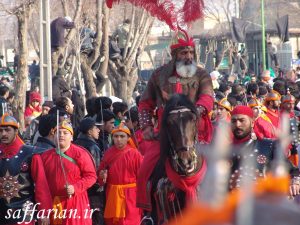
[0,136,52,225]
[98,145,143,225]
[136,141,160,211]
[40,144,97,225]
[253,116,276,140]
[265,109,280,128]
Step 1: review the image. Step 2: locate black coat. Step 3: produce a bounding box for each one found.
[74,133,101,169]
[51,17,75,48]
[98,130,110,159]
[74,133,101,196]
[34,137,56,150]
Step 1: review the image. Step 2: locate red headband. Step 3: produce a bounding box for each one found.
[231,105,254,118]
[170,38,195,50]
[170,28,195,50]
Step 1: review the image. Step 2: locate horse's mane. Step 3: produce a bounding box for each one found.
[160,94,197,160]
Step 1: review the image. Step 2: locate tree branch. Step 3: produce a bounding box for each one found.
[123,5,135,60]
[61,0,69,17]
[89,0,103,66]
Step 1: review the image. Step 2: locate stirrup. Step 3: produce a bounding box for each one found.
[139,215,154,225]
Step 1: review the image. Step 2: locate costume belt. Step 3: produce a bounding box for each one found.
[104,183,136,221]
[51,196,65,225]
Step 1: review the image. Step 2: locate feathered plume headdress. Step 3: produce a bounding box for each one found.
[106,0,205,30]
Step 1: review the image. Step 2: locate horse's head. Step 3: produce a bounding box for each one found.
[161,94,201,176]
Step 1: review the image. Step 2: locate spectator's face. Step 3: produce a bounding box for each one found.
[113,131,129,149]
[262,77,270,82]
[4,91,9,99]
[42,106,51,115]
[104,118,115,133]
[31,100,40,108]
[251,77,256,83]
[89,125,100,140]
[231,115,253,139]
[0,126,17,145]
[116,110,127,120]
[124,117,133,130]
[66,98,74,114]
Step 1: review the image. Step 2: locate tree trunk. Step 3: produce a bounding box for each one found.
[13,5,31,131]
[126,68,138,103]
[116,77,128,102]
[51,47,63,76]
[97,2,109,93]
[108,13,153,102]
[81,54,97,98]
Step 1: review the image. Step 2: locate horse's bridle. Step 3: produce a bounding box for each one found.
[167,107,198,174]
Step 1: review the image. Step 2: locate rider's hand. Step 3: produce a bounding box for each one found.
[197,105,207,116]
[142,126,154,140]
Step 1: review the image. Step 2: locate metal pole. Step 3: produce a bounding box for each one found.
[261,0,266,71]
[39,0,52,101]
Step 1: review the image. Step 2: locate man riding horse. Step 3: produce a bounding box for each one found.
[138,28,214,144]
[137,29,213,223]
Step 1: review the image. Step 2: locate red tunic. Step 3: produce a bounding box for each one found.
[265,109,280,128]
[253,116,276,140]
[40,144,97,225]
[98,145,143,225]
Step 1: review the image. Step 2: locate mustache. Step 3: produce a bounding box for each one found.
[234,128,243,133]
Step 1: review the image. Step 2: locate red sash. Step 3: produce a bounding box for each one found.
[165,158,207,204]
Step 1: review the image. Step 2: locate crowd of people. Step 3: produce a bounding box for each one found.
[1,26,300,225]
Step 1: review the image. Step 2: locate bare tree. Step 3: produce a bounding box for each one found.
[203,0,236,71]
[51,0,83,76]
[0,0,36,131]
[108,7,154,103]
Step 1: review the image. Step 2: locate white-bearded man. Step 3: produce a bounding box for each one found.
[136,29,214,212]
[138,28,214,143]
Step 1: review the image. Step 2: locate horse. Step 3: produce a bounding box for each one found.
[145,94,207,224]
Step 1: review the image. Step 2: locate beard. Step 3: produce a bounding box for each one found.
[233,127,251,139]
[176,60,197,78]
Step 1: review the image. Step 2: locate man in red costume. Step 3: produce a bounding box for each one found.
[39,120,97,225]
[229,106,300,196]
[248,97,276,140]
[264,90,281,129]
[280,94,300,167]
[98,123,143,225]
[136,30,213,218]
[0,113,51,225]
[138,29,214,144]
